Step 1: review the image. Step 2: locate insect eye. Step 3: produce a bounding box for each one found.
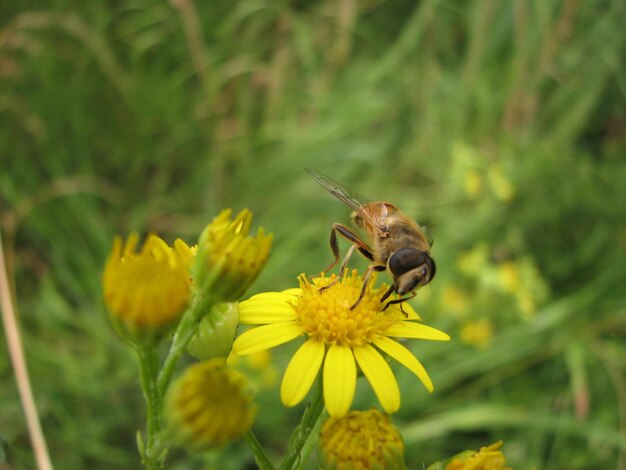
[388,248,426,276]
[425,256,436,283]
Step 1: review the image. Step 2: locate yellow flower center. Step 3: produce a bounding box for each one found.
[292,271,401,348]
[320,409,404,469]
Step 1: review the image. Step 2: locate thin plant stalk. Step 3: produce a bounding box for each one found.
[279,377,325,470]
[244,430,276,470]
[135,344,165,469]
[157,293,215,397]
[0,232,53,470]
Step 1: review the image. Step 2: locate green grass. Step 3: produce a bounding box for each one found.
[1,0,625,468]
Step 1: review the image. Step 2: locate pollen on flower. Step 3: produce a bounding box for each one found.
[292,271,401,348]
[102,233,192,340]
[320,409,405,469]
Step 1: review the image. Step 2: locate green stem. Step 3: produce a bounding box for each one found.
[279,377,325,470]
[136,344,165,469]
[244,430,276,470]
[157,294,215,397]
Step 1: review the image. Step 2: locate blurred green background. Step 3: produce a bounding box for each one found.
[1,0,625,468]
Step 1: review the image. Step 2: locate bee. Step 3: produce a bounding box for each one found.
[306,168,436,310]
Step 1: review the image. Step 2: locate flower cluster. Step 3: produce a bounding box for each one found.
[102,209,272,458]
[102,207,467,468]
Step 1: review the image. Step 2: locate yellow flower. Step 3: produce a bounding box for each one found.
[192,209,272,302]
[445,441,511,470]
[488,165,515,202]
[102,233,192,341]
[232,271,450,417]
[457,244,489,276]
[496,261,521,294]
[165,359,256,450]
[464,169,483,198]
[320,409,405,469]
[227,349,278,390]
[460,319,494,349]
[440,284,469,318]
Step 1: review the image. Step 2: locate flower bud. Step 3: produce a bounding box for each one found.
[192,209,272,303]
[320,409,405,470]
[103,234,192,343]
[165,359,256,450]
[443,441,510,470]
[187,303,239,360]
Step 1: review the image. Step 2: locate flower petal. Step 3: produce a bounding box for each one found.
[323,345,356,417]
[232,322,302,355]
[384,321,450,341]
[281,339,325,406]
[246,291,300,302]
[239,298,297,324]
[280,288,302,296]
[373,336,433,392]
[353,344,400,414]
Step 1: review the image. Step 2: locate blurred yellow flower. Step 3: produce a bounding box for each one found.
[246,348,272,369]
[232,271,450,417]
[172,238,196,267]
[320,409,405,469]
[441,284,469,318]
[460,319,494,349]
[445,441,511,470]
[102,233,192,341]
[488,165,515,202]
[192,208,272,302]
[457,244,489,276]
[451,141,482,167]
[496,261,521,294]
[227,349,278,390]
[496,258,548,319]
[165,359,256,450]
[464,169,483,198]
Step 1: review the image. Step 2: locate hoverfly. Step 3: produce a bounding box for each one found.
[306,168,436,310]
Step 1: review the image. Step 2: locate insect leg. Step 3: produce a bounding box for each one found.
[317,223,375,292]
[350,264,386,309]
[319,244,356,292]
[380,284,396,303]
[321,223,374,274]
[383,291,418,316]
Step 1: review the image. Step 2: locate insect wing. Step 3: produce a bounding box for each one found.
[306,168,386,232]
